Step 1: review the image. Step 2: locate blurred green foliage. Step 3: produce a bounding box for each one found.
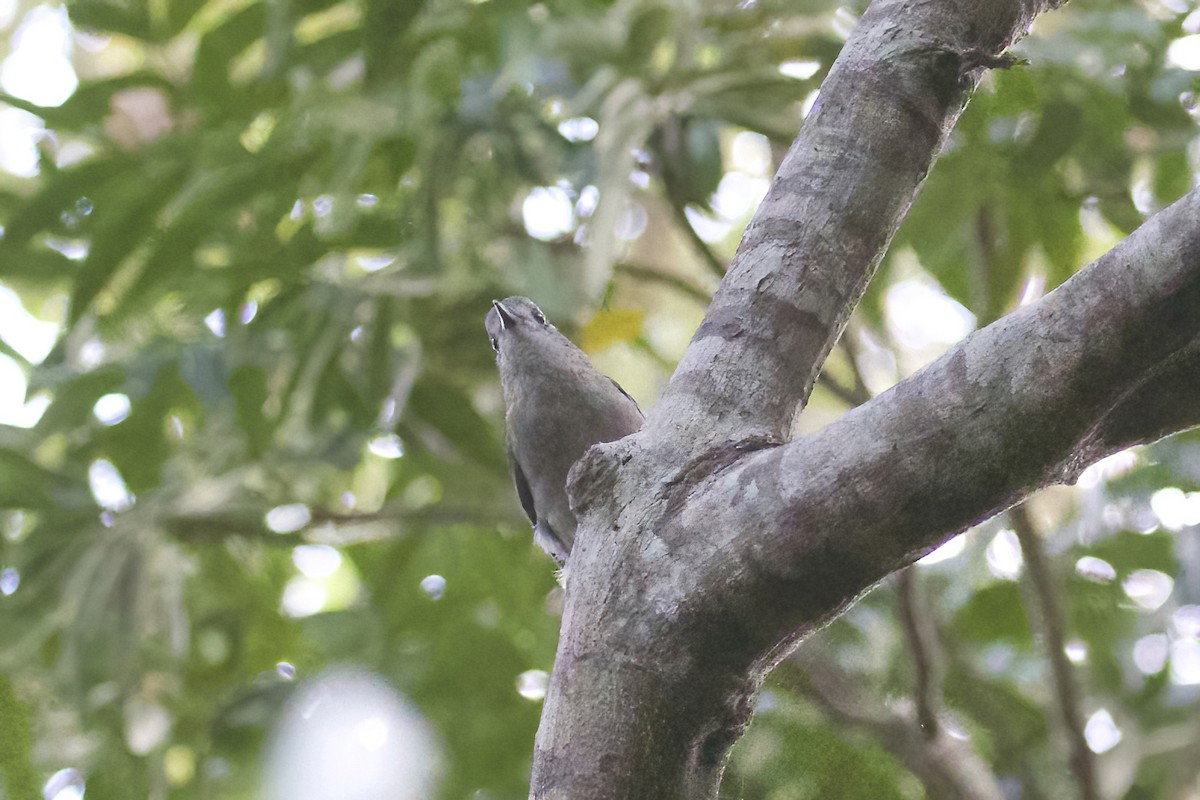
[0,0,1197,798]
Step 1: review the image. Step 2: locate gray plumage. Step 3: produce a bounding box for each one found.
[486,296,644,565]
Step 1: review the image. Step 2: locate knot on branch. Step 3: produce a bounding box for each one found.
[567,436,641,517]
[958,49,1024,73]
[661,434,783,519]
[910,42,1024,103]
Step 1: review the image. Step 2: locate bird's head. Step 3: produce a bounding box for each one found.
[485,296,554,359]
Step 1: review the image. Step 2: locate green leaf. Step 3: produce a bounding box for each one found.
[408,376,506,471]
[0,157,133,250]
[894,151,989,310]
[734,720,911,799]
[0,448,79,510]
[1152,151,1191,206]
[623,5,673,67]
[1087,531,1177,576]
[1020,101,1084,174]
[229,364,272,458]
[0,674,39,800]
[298,609,385,664]
[362,0,429,82]
[944,666,1048,772]
[193,4,268,112]
[68,161,190,326]
[654,116,724,211]
[43,73,176,130]
[68,0,152,40]
[1031,180,1084,288]
[99,362,200,493]
[1065,578,1127,692]
[0,246,81,285]
[951,582,1032,644]
[32,366,125,435]
[162,0,208,39]
[120,150,309,317]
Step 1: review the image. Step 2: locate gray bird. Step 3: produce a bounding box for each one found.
[486,296,644,565]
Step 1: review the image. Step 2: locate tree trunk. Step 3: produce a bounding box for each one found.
[529,0,1200,795]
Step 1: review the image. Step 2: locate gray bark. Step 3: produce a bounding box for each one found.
[529,0,1200,796]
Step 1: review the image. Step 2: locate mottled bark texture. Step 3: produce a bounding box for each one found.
[529,0,1200,797]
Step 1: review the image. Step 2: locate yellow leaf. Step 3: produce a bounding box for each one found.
[579,309,644,352]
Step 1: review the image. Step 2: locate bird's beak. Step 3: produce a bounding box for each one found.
[492,300,516,330]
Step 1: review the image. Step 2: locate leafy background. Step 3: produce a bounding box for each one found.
[0,0,1198,798]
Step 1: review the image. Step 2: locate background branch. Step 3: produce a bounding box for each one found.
[787,655,1005,800]
[664,198,729,280]
[817,338,873,407]
[896,568,943,739]
[614,261,714,305]
[815,372,867,408]
[1010,504,1100,800]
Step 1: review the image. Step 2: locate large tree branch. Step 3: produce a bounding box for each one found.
[538,188,1200,796]
[676,188,1200,664]
[529,0,1200,796]
[643,0,1060,455]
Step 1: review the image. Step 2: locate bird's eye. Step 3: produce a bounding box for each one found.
[490,336,500,353]
[532,310,547,325]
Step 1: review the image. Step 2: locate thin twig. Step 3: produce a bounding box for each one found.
[783,654,1004,800]
[896,567,942,739]
[1010,504,1100,800]
[816,373,866,407]
[615,262,712,304]
[839,329,873,404]
[817,336,874,407]
[665,197,728,279]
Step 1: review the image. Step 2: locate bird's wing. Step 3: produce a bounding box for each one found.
[505,433,538,525]
[608,377,643,417]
